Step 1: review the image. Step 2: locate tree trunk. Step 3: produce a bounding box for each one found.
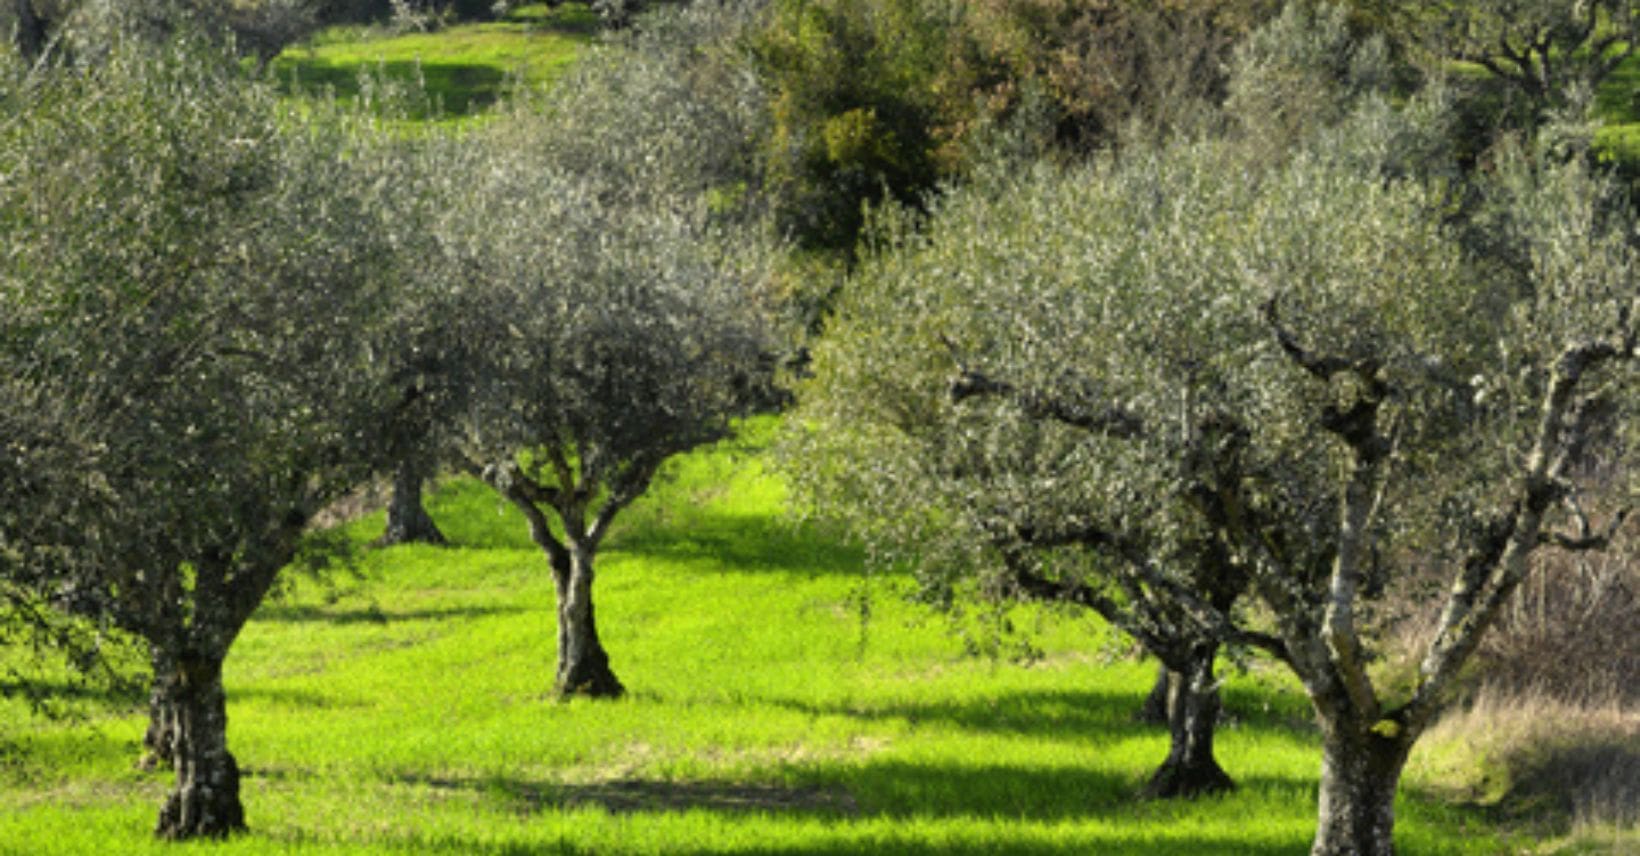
[376,459,445,546]
[12,0,48,61]
[1138,662,1170,725]
[1142,643,1234,799]
[139,646,179,771]
[1309,724,1411,856]
[552,544,624,699]
[154,652,245,840]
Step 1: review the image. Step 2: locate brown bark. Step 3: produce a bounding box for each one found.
[376,459,445,546]
[154,652,245,840]
[1309,724,1411,856]
[1142,643,1234,799]
[552,544,624,699]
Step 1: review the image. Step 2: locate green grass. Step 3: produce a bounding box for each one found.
[0,418,1566,853]
[1596,50,1640,168]
[269,4,597,122]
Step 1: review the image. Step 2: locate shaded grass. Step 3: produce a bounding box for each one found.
[0,417,1554,854]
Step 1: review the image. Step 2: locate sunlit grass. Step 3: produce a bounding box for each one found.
[0,418,1551,853]
[268,3,596,123]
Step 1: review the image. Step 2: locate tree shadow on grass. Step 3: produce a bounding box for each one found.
[767,686,1313,747]
[230,685,367,710]
[362,762,1313,854]
[609,511,864,577]
[270,59,507,118]
[253,602,528,625]
[384,764,1133,822]
[0,677,143,708]
[504,1,602,36]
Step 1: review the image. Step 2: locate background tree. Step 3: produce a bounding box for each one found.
[432,156,776,699]
[409,2,780,698]
[4,0,321,68]
[0,30,412,839]
[745,0,1275,257]
[1414,0,1637,108]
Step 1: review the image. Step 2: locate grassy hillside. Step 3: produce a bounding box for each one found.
[0,418,1580,855]
[269,3,596,122]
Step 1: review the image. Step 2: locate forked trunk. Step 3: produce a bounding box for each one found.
[377,459,445,546]
[154,653,245,840]
[1142,643,1234,798]
[552,544,624,699]
[139,646,179,771]
[1310,725,1411,856]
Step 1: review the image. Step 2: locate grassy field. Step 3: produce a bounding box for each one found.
[1596,50,1640,167]
[269,4,597,121]
[0,418,1595,855]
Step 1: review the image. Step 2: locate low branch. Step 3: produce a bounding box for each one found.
[1126,556,1291,666]
[480,462,569,564]
[1541,507,1631,551]
[948,368,1146,438]
[1261,297,1356,381]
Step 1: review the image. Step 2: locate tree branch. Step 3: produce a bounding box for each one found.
[1541,507,1631,551]
[482,462,569,567]
[1407,335,1634,730]
[947,367,1146,438]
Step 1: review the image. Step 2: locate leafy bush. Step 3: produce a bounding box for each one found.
[747,0,1275,254]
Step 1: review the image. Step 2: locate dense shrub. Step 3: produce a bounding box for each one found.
[746,0,1277,254]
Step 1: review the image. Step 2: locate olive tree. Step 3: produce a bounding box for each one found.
[416,6,778,696]
[785,140,1286,797]
[0,34,410,839]
[365,0,777,554]
[790,74,1635,852]
[5,0,320,67]
[428,151,775,698]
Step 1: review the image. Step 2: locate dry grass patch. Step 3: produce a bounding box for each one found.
[1410,687,1640,848]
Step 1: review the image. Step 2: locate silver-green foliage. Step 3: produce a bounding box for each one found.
[0,16,405,758]
[498,0,770,217]
[791,93,1470,589]
[436,1,778,488]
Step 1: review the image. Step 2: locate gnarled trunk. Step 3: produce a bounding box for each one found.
[377,459,445,546]
[139,646,179,771]
[552,544,624,698]
[1142,643,1233,798]
[155,652,245,840]
[1309,724,1411,856]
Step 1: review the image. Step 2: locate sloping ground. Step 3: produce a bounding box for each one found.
[0,418,1560,854]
